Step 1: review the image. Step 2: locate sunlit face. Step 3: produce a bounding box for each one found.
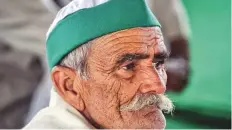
[79,27,173,129]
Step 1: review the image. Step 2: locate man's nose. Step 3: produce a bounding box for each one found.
[139,68,166,94]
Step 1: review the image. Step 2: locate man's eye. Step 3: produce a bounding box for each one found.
[152,60,165,70]
[122,63,135,70]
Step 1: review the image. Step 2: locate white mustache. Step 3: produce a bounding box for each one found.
[120,93,174,114]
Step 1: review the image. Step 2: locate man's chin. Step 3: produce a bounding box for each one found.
[142,105,166,129]
[120,105,166,129]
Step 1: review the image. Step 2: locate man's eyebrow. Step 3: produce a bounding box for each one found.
[153,51,170,61]
[117,53,150,64]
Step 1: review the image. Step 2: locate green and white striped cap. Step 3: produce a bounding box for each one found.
[46,0,161,70]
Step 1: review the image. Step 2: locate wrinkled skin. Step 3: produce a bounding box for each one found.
[52,27,171,129]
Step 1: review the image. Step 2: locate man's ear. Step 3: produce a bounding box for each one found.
[51,65,85,111]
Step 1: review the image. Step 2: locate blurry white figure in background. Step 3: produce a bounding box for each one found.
[0,0,53,128]
[41,0,72,14]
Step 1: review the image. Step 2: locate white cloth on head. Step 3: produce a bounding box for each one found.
[46,0,109,39]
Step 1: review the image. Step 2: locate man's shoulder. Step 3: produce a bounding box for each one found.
[23,107,63,129]
[23,106,93,129]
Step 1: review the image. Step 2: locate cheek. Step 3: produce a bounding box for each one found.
[115,70,140,105]
[117,70,146,105]
[118,80,139,105]
[83,78,124,127]
[86,77,121,108]
[116,69,134,79]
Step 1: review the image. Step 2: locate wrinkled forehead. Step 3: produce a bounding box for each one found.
[91,27,165,55]
[94,27,163,44]
[87,27,166,68]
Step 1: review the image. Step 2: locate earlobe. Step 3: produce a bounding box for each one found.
[51,66,85,112]
[76,94,85,111]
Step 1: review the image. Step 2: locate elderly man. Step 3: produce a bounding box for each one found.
[24,0,174,129]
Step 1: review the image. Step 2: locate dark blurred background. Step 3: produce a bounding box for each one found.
[0,0,231,129]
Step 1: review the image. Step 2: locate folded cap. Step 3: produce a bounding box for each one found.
[46,0,161,70]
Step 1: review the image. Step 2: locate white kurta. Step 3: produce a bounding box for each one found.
[24,88,94,129]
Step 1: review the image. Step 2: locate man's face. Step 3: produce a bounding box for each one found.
[79,27,173,129]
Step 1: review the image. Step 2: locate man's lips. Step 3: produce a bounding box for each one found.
[143,105,161,117]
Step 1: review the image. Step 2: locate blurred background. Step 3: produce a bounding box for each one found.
[0,0,231,129]
[165,0,231,129]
